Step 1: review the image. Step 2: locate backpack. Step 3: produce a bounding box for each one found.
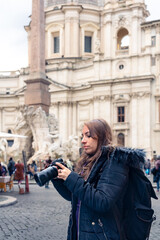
[114,167,158,240]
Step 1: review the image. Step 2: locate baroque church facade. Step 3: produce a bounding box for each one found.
[0,0,160,158]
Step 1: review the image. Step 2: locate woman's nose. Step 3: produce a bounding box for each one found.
[81,136,86,143]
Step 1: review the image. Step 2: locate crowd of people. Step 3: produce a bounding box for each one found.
[0,155,54,192]
[0,157,16,177]
[141,156,160,192]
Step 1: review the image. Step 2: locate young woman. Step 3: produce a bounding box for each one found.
[52,119,146,240]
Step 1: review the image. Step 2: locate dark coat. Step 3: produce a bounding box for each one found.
[52,147,145,240]
[14,163,24,181]
[7,159,15,176]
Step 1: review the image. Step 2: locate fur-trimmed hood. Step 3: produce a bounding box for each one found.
[102,146,146,169]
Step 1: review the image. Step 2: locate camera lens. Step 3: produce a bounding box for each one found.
[34,166,58,186]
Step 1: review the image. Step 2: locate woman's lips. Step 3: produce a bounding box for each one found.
[83,146,89,149]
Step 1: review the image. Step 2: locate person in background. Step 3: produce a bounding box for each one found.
[14,160,24,190]
[27,164,34,179]
[144,158,151,175]
[31,160,37,176]
[0,162,7,176]
[27,161,37,180]
[155,156,160,192]
[7,157,15,176]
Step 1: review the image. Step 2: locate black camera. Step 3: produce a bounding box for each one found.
[34,158,65,187]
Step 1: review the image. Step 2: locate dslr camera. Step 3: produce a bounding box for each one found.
[34,158,66,187]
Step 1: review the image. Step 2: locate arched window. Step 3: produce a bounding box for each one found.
[117,28,129,50]
[46,23,63,58]
[81,22,99,56]
[7,129,14,147]
[117,133,125,146]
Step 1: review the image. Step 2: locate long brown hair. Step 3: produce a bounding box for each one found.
[76,119,113,179]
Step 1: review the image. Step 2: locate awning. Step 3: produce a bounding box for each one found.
[0,132,27,138]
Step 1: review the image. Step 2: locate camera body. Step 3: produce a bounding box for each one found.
[34,158,65,187]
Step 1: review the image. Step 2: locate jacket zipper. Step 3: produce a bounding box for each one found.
[77,201,81,240]
[98,219,108,240]
[77,160,97,240]
[70,195,74,240]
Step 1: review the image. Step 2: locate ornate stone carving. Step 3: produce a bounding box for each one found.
[130,92,151,98]
[93,95,111,101]
[7,106,55,160]
[6,106,79,165]
[49,135,79,164]
[0,138,8,163]
[95,38,101,53]
[114,15,130,30]
[113,94,130,102]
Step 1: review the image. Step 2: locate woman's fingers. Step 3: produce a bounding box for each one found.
[56,163,71,180]
[55,162,66,169]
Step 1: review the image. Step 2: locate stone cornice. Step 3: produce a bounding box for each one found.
[62,5,83,14]
[141,20,160,29]
[89,74,155,86]
[49,74,154,95]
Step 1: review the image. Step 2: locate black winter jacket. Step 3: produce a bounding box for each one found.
[52,146,145,240]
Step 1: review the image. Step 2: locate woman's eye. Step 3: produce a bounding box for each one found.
[86,134,91,138]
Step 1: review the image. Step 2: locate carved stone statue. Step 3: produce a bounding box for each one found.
[8,106,56,161]
[7,106,79,166]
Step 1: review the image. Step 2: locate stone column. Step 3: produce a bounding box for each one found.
[72,102,77,136]
[25,0,50,114]
[62,5,82,57]
[131,14,139,55]
[93,97,99,118]
[131,94,138,147]
[103,13,112,58]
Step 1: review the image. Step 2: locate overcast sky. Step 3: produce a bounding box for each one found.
[0,0,159,72]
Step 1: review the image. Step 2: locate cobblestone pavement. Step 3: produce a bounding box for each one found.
[0,183,71,240]
[0,180,160,240]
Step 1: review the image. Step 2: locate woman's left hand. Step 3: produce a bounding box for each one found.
[56,162,71,181]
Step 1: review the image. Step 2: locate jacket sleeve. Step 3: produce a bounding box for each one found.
[64,159,129,213]
[51,178,72,201]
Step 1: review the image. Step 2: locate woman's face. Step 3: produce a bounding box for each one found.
[81,125,98,155]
